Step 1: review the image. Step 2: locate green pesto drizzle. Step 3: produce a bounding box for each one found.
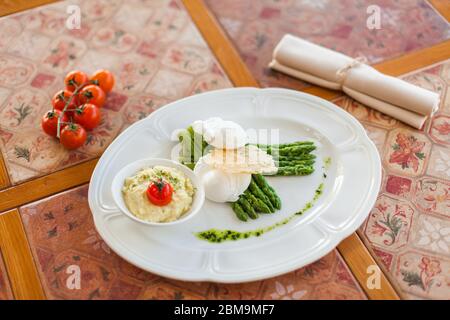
[195,160,330,243]
[324,156,332,169]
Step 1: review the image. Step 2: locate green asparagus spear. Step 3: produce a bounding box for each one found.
[184,163,195,170]
[248,180,275,212]
[187,126,205,163]
[276,154,316,161]
[179,126,209,168]
[252,174,281,210]
[259,143,316,157]
[277,159,315,167]
[186,126,196,164]
[256,141,314,149]
[231,202,248,222]
[178,130,193,165]
[244,191,272,213]
[267,185,282,209]
[238,196,258,219]
[276,145,316,156]
[276,165,315,176]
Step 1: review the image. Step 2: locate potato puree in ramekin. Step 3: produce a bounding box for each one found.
[122,166,194,223]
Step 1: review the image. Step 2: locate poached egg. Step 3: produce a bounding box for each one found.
[194,157,251,203]
[188,118,274,203]
[192,118,247,149]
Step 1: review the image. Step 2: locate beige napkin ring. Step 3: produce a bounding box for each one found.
[335,56,368,85]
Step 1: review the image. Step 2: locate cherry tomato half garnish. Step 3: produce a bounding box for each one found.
[146,179,173,206]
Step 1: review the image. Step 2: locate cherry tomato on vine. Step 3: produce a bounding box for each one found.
[60,123,87,150]
[74,103,101,131]
[51,90,77,112]
[79,84,106,108]
[146,179,173,206]
[90,69,114,93]
[64,70,89,92]
[41,109,68,137]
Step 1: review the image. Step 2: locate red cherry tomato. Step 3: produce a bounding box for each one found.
[146,179,173,206]
[64,70,89,92]
[79,84,106,108]
[73,103,101,131]
[60,123,87,150]
[41,109,68,137]
[90,69,114,93]
[51,90,77,112]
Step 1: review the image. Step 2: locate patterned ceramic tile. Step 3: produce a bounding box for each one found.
[0,252,13,300]
[363,194,415,250]
[395,251,449,299]
[364,124,388,154]
[427,145,450,179]
[372,247,394,271]
[385,175,413,198]
[355,60,450,300]
[19,184,366,300]
[413,177,450,218]
[334,97,400,129]
[0,56,35,88]
[411,214,450,255]
[429,114,450,145]
[0,0,232,185]
[383,128,432,177]
[260,252,366,300]
[205,0,450,89]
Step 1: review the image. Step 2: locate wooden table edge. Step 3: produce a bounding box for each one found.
[0,159,97,212]
[428,0,450,22]
[0,151,10,189]
[338,233,400,299]
[0,209,45,299]
[0,0,59,17]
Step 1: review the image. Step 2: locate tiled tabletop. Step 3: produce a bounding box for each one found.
[0,0,231,185]
[0,0,367,300]
[0,0,449,300]
[205,0,450,89]
[337,60,450,299]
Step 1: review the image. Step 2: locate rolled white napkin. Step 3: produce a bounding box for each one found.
[269,34,440,129]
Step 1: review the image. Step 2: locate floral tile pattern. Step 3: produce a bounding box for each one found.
[19,184,366,300]
[0,0,232,185]
[0,252,13,300]
[205,0,450,89]
[363,195,415,250]
[395,252,448,298]
[384,129,431,177]
[348,60,450,300]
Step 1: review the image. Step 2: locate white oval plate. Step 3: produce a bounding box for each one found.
[88,88,381,283]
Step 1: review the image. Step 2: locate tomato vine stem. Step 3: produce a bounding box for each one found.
[56,80,94,138]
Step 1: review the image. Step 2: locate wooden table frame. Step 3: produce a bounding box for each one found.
[0,0,449,300]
